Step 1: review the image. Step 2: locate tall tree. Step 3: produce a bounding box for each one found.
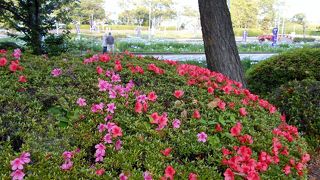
[198,0,246,86]
[0,0,76,54]
[230,0,258,28]
[292,13,307,38]
[71,0,106,24]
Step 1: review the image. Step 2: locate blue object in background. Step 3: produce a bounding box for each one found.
[272,28,278,46]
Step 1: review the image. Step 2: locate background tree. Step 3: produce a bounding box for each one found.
[292,13,307,38]
[198,0,246,85]
[258,0,276,32]
[0,0,76,54]
[71,0,106,25]
[230,0,258,28]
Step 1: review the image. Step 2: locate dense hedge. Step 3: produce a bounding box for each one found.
[268,79,320,148]
[246,48,320,95]
[293,37,316,43]
[0,49,311,179]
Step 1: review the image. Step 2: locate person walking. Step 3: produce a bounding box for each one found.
[106,32,115,53]
[102,31,108,53]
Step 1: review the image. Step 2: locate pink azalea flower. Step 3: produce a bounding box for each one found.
[197,132,208,142]
[107,103,116,114]
[98,123,107,133]
[98,79,112,91]
[91,103,104,113]
[60,160,73,170]
[10,158,24,170]
[172,119,181,129]
[115,139,122,151]
[143,171,153,180]
[106,122,116,133]
[103,133,113,144]
[62,151,73,160]
[76,98,86,107]
[137,94,148,103]
[111,73,121,82]
[19,152,31,164]
[13,48,22,59]
[109,89,117,99]
[51,68,62,77]
[119,173,128,180]
[10,169,25,180]
[95,143,106,152]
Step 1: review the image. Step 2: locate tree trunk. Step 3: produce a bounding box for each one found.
[198,0,246,86]
[30,0,43,55]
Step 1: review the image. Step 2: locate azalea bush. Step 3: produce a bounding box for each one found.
[268,79,320,149]
[246,48,320,96]
[0,49,311,179]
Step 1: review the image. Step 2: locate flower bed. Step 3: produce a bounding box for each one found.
[0,49,311,179]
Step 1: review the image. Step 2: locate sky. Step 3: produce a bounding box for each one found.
[104,0,320,23]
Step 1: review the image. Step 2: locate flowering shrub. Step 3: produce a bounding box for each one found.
[0,49,311,179]
[268,79,320,148]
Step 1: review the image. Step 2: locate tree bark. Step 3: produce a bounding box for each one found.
[198,0,246,86]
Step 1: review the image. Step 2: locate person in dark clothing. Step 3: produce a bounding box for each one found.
[102,31,108,53]
[106,32,115,53]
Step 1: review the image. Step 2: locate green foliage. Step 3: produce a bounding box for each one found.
[293,37,316,43]
[233,28,264,37]
[0,41,21,50]
[71,0,106,24]
[268,79,320,148]
[0,50,310,179]
[44,34,70,56]
[230,0,259,28]
[0,0,76,54]
[246,48,320,95]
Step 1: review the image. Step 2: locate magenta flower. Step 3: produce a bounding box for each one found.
[60,160,73,171]
[19,152,30,164]
[51,68,62,77]
[107,103,116,114]
[98,79,112,91]
[91,103,104,113]
[119,173,128,180]
[13,48,22,60]
[105,70,112,77]
[136,94,148,103]
[10,158,24,170]
[111,73,121,82]
[104,114,113,121]
[115,139,122,151]
[10,169,25,180]
[95,143,106,152]
[62,151,73,160]
[143,171,153,180]
[76,98,86,107]
[98,123,107,133]
[109,89,117,99]
[103,133,113,144]
[172,119,181,129]
[197,132,208,142]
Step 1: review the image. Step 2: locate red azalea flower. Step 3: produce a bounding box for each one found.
[147,91,157,102]
[173,90,184,99]
[164,166,176,180]
[208,87,214,94]
[230,122,242,137]
[222,148,231,156]
[283,165,291,175]
[18,75,27,83]
[239,107,248,116]
[96,169,105,176]
[135,101,143,113]
[161,148,172,156]
[143,102,148,112]
[0,57,7,66]
[96,66,104,75]
[188,173,198,180]
[224,168,234,180]
[193,110,201,119]
[215,123,223,132]
[111,125,123,138]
